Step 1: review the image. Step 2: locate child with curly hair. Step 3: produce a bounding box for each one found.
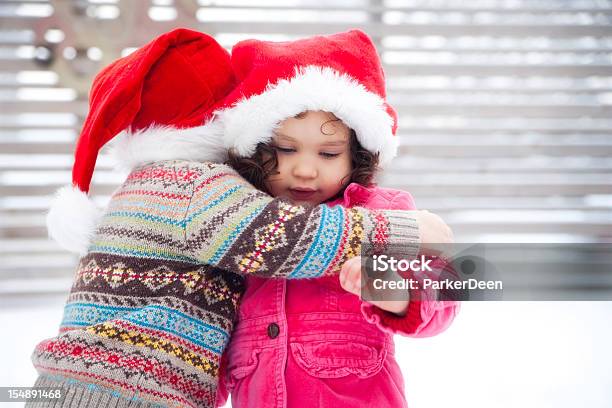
[216,31,459,407]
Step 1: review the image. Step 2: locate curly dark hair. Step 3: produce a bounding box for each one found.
[225,117,380,202]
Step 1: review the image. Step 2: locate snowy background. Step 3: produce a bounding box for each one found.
[1,296,611,408]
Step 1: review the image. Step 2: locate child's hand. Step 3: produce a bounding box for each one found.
[413,210,454,258]
[339,257,409,316]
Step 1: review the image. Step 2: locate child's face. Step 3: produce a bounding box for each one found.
[265,110,352,206]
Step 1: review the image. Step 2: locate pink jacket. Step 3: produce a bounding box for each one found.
[216,183,460,407]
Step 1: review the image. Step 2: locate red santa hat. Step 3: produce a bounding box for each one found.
[47,28,236,254]
[214,29,399,166]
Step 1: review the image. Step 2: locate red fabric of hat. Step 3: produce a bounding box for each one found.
[73,28,235,193]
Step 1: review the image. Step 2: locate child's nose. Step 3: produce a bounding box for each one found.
[292,162,317,179]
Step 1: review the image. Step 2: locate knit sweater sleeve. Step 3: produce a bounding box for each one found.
[183,163,421,279]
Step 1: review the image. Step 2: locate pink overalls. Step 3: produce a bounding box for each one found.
[216,184,460,407]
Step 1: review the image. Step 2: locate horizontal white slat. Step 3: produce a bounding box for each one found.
[198,0,612,13]
[385,172,612,185]
[0,239,64,254]
[0,29,34,44]
[383,0,611,11]
[0,113,78,127]
[450,223,612,236]
[396,117,612,132]
[381,172,612,195]
[0,154,114,169]
[457,233,612,243]
[386,76,612,92]
[0,254,77,270]
[0,195,110,211]
[399,133,612,146]
[0,142,75,154]
[0,59,49,70]
[205,21,612,36]
[388,156,612,173]
[413,195,612,211]
[384,64,612,76]
[0,129,76,141]
[0,184,118,197]
[0,170,123,185]
[391,91,612,104]
[0,277,73,295]
[0,100,88,114]
[181,2,612,13]
[394,105,612,118]
[399,145,612,156]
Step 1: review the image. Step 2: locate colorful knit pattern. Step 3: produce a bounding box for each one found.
[236,201,304,274]
[31,160,417,408]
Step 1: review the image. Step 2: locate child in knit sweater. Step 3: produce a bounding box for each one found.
[219,109,459,407]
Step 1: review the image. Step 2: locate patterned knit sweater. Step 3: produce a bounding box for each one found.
[30,160,420,408]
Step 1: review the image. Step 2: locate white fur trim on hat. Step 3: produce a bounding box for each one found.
[110,121,227,171]
[46,186,102,256]
[219,65,399,166]
[48,121,228,255]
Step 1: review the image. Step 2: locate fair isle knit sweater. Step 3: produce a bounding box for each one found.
[30,160,419,408]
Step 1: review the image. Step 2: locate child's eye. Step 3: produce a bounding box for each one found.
[274,146,295,153]
[320,152,341,158]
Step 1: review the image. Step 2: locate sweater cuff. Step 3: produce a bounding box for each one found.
[360,210,421,335]
[361,299,424,336]
[379,209,420,258]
